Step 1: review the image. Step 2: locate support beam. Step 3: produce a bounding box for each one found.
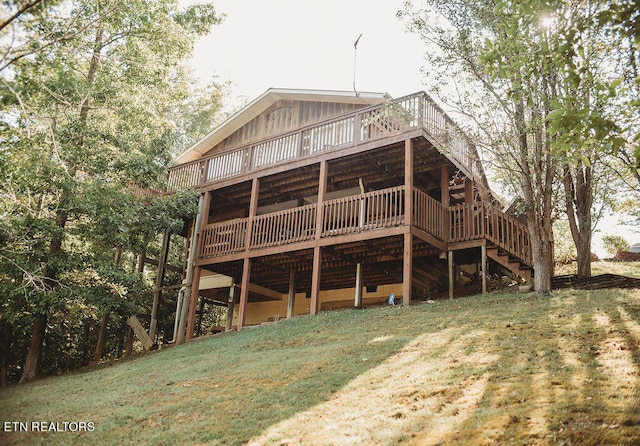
[403,138,414,307]
[481,243,487,295]
[315,160,328,241]
[176,193,204,345]
[441,165,450,206]
[354,263,363,309]
[172,287,184,343]
[225,286,235,331]
[237,258,251,330]
[403,232,412,306]
[246,178,260,251]
[124,326,133,358]
[310,161,328,316]
[441,164,450,245]
[185,265,202,341]
[287,270,296,318]
[405,138,414,225]
[310,246,322,315]
[196,191,212,255]
[448,250,454,300]
[465,179,474,204]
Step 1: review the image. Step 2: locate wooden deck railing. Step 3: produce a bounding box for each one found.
[449,203,485,243]
[200,218,248,257]
[197,185,532,268]
[484,205,532,265]
[167,92,478,192]
[322,186,405,236]
[447,202,532,265]
[251,204,317,248]
[413,188,445,240]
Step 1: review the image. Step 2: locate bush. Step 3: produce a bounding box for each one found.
[602,235,630,256]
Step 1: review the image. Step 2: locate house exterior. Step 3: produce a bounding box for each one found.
[162,88,533,342]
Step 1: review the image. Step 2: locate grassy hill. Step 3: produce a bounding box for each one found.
[2,287,640,445]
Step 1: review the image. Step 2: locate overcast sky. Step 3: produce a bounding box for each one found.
[182,0,427,105]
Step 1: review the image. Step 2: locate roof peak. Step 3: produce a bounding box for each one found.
[174,88,390,164]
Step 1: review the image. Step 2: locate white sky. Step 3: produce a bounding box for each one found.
[182,0,427,106]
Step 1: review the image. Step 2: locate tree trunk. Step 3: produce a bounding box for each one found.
[563,164,592,277]
[19,314,47,383]
[94,311,110,362]
[124,327,134,358]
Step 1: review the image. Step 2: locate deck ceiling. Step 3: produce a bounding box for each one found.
[201,236,446,300]
[208,136,462,218]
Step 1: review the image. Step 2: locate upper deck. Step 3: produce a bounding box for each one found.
[166,92,487,194]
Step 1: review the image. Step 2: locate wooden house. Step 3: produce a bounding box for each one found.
[162,88,533,341]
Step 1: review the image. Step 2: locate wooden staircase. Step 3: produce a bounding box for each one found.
[442,200,534,283]
[486,245,533,283]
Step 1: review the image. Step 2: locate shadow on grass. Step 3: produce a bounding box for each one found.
[0,307,419,446]
[245,290,640,446]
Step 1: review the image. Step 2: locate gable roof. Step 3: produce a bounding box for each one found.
[174,88,390,164]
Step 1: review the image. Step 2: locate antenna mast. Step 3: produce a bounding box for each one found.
[353,33,362,97]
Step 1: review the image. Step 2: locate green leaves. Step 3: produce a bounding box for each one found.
[0,0,224,381]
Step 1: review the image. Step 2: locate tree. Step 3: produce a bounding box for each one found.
[400,0,561,293]
[400,0,638,288]
[0,0,223,383]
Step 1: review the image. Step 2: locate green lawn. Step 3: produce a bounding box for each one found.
[2,287,640,445]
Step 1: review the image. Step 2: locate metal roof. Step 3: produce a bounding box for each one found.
[174,88,390,164]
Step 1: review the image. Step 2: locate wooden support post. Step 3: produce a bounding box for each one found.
[310,246,322,315]
[311,161,328,316]
[448,250,454,300]
[354,263,363,309]
[237,259,251,330]
[441,165,450,206]
[403,232,413,306]
[176,194,204,345]
[315,161,328,241]
[405,138,414,225]
[186,191,211,341]
[150,229,171,341]
[246,178,260,250]
[196,191,212,258]
[185,265,201,341]
[465,179,474,204]
[441,165,450,243]
[225,286,235,331]
[403,138,414,307]
[481,243,487,295]
[287,270,296,318]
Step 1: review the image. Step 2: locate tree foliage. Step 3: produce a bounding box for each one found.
[0,0,223,384]
[399,0,639,286]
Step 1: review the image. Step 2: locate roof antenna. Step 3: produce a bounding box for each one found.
[353,33,362,97]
